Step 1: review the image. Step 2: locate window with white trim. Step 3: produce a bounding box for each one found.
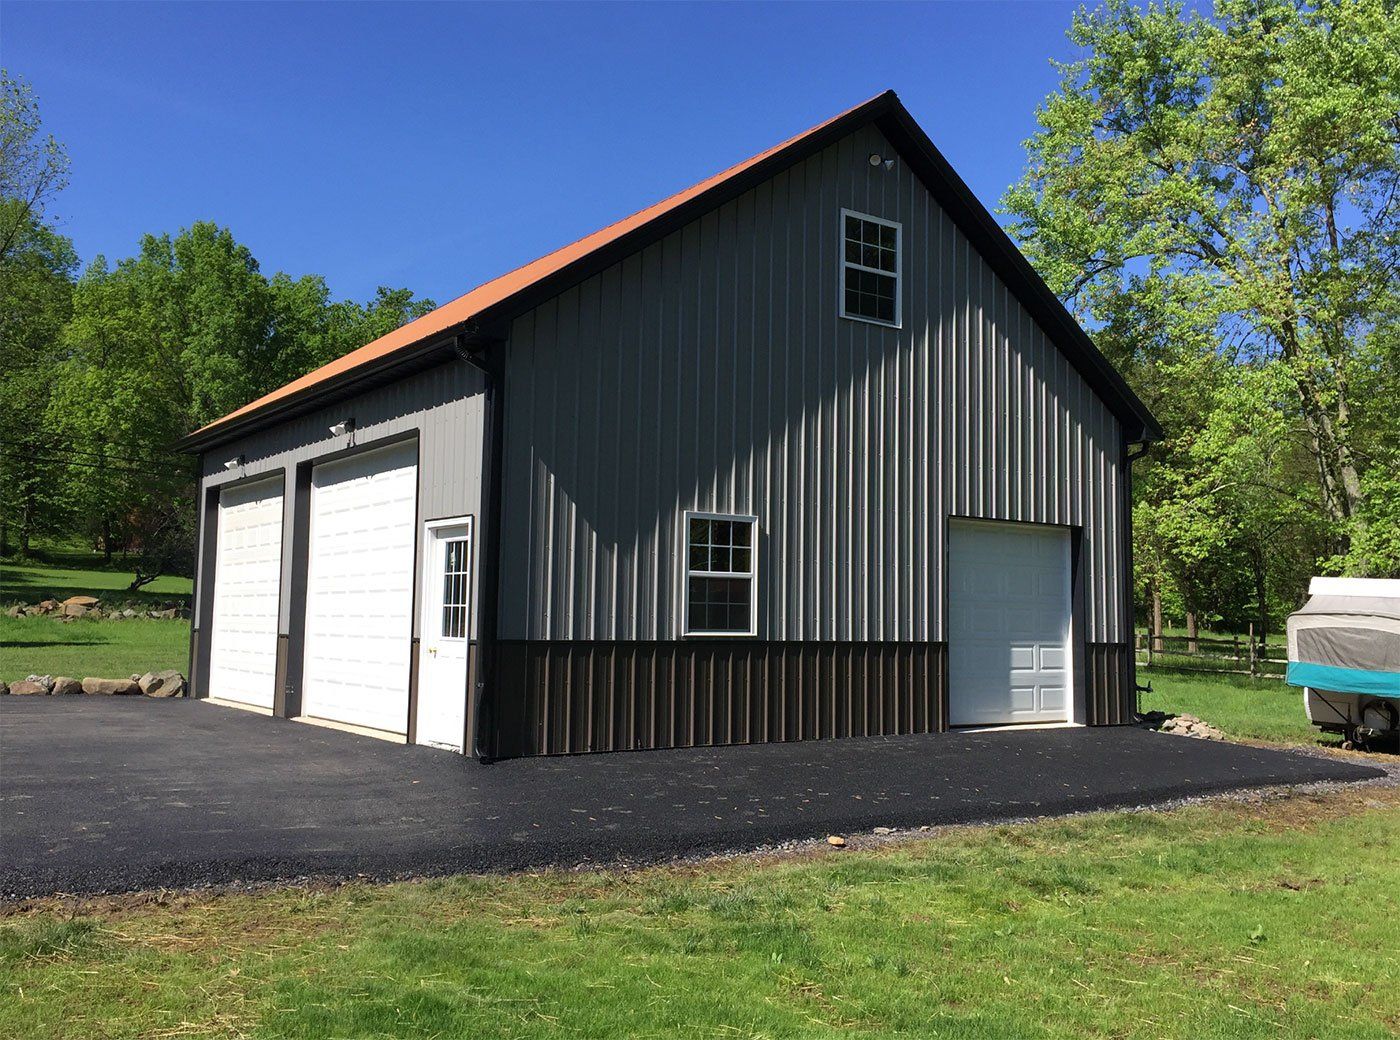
[840,209,901,326]
[682,512,757,636]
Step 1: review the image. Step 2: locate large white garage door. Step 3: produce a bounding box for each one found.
[949,520,1072,726]
[208,476,284,709]
[302,442,417,735]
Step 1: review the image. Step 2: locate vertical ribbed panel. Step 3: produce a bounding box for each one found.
[494,640,948,757]
[499,122,1125,645]
[196,360,487,639]
[1085,642,1134,725]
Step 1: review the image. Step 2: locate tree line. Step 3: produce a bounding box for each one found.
[0,71,434,585]
[4,0,1398,630]
[1003,0,1400,640]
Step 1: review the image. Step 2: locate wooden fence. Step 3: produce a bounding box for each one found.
[1135,624,1288,680]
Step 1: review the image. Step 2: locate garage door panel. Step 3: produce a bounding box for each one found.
[302,443,417,736]
[208,477,284,709]
[950,521,1073,726]
[1009,684,1037,713]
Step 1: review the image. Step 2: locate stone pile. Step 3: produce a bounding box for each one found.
[1141,711,1226,741]
[4,595,188,621]
[2,670,186,698]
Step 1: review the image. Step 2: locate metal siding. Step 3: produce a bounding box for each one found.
[196,360,486,641]
[496,640,948,757]
[499,123,1126,646]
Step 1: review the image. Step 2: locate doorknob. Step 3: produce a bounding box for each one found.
[428,646,438,655]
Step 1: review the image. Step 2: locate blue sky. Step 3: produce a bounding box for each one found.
[6,1,1086,307]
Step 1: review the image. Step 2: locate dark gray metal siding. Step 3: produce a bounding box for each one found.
[494,641,948,757]
[498,122,1126,646]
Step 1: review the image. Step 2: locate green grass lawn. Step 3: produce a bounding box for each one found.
[0,615,189,682]
[2,786,1396,1040]
[1,554,192,681]
[1,555,191,608]
[1141,668,1317,745]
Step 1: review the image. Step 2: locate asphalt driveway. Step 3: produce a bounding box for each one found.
[1,697,1383,899]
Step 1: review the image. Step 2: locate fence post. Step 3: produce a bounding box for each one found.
[1233,634,1240,668]
[1248,622,1257,677]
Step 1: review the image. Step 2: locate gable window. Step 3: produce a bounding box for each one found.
[840,209,901,326]
[682,512,757,636]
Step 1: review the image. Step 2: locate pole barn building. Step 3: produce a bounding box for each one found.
[178,91,1162,759]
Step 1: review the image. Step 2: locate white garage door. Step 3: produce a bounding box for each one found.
[208,476,284,709]
[949,520,1072,726]
[302,442,417,735]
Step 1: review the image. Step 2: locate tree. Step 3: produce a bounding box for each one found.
[52,223,434,578]
[0,70,69,265]
[1003,0,1400,618]
[0,73,75,556]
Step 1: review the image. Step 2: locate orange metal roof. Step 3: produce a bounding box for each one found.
[194,92,891,438]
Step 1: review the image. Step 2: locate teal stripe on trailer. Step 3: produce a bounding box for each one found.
[1287,661,1400,696]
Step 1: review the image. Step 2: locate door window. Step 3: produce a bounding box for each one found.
[440,538,470,639]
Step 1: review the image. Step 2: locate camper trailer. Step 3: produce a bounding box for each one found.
[1287,577,1400,749]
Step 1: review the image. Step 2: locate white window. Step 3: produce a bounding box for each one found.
[839,209,901,327]
[682,511,758,636]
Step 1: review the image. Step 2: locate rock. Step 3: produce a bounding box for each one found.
[873,826,894,835]
[826,835,847,848]
[0,682,7,695]
[139,669,185,698]
[5,605,21,618]
[1155,713,1225,741]
[62,603,89,617]
[9,680,49,696]
[122,608,136,618]
[151,608,178,620]
[61,595,100,608]
[51,676,82,696]
[36,599,58,613]
[23,605,43,615]
[25,674,54,693]
[81,677,140,696]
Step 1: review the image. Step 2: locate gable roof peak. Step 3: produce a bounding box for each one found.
[182,89,1160,449]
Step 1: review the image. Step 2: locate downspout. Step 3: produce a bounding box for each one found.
[455,334,506,763]
[1124,437,1150,719]
[187,454,204,698]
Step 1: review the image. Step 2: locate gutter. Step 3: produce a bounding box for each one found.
[454,335,506,763]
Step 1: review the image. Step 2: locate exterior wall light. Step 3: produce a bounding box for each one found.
[222,455,243,471]
[328,418,355,437]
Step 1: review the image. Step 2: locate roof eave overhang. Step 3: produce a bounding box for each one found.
[177,91,904,455]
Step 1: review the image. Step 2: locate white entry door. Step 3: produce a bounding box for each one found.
[208,476,284,709]
[948,519,1073,726]
[301,442,417,735]
[415,518,473,752]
